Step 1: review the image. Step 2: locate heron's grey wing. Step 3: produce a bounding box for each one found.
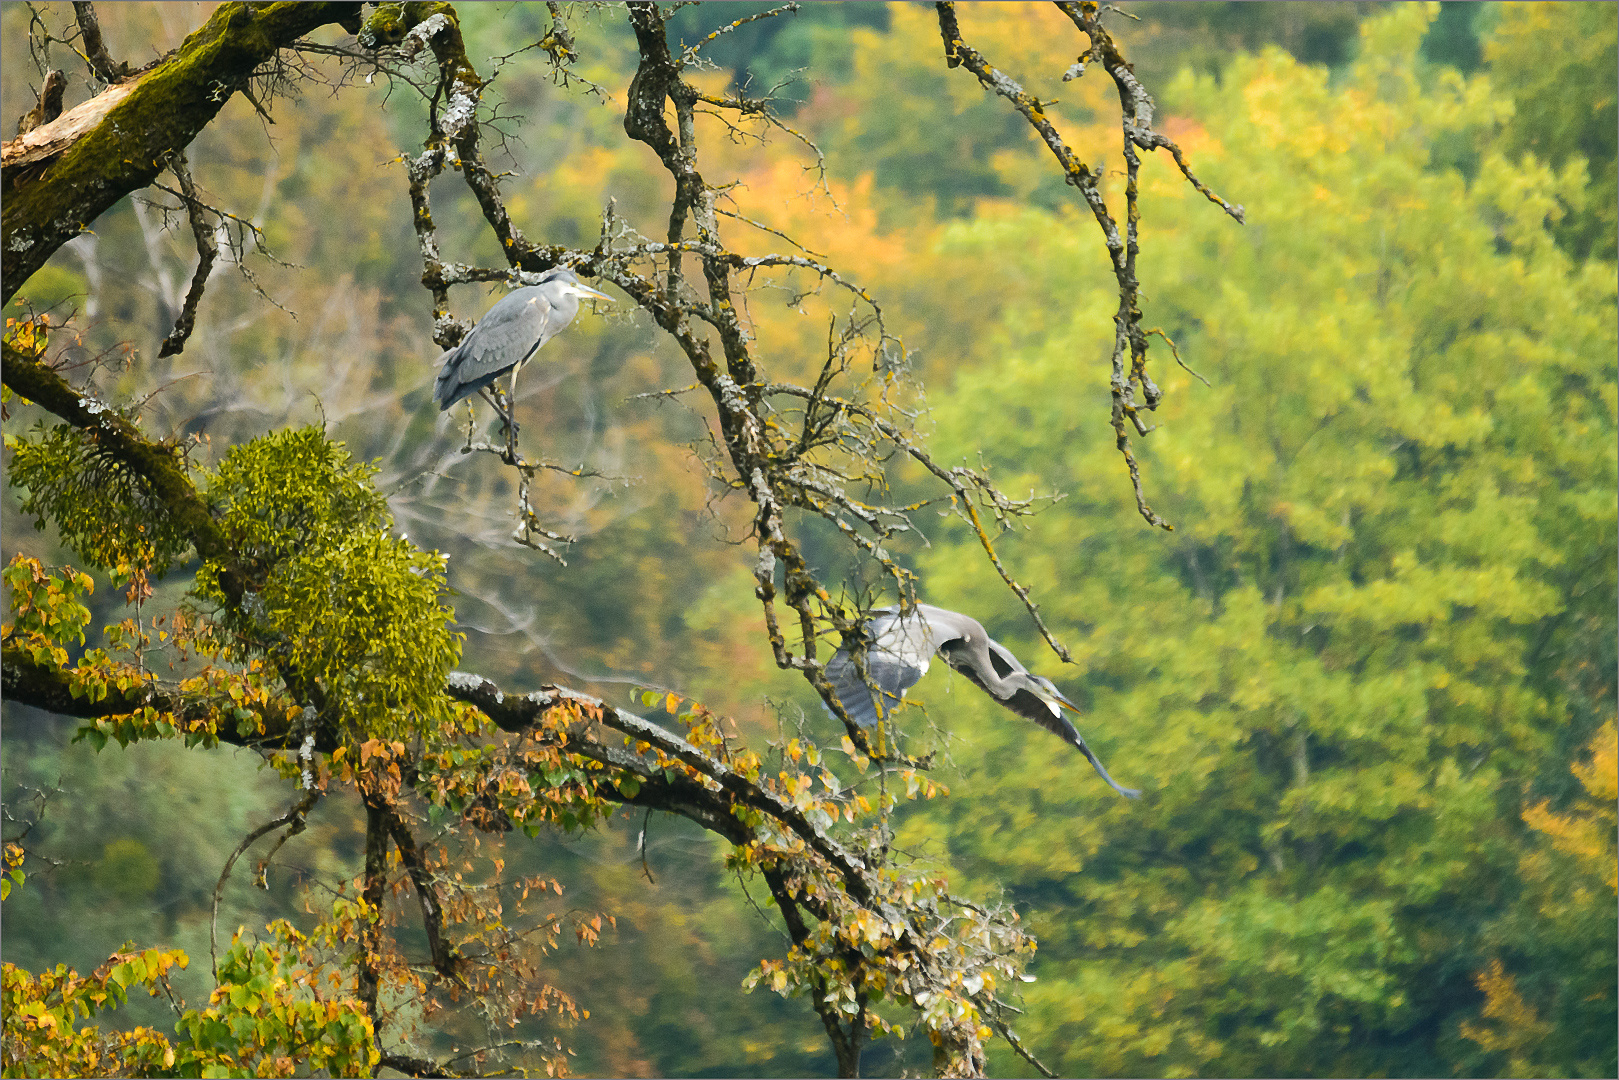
[997,686,1140,798]
[435,288,553,409]
[823,608,930,727]
[823,647,927,728]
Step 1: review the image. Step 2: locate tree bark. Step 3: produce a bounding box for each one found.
[1,2,360,304]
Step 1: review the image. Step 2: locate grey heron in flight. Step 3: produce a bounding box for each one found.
[433,268,612,415]
[825,604,1141,798]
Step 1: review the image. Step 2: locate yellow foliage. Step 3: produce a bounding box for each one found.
[1461,722,1618,1069]
[1457,959,1553,1077]
[1522,719,1618,893]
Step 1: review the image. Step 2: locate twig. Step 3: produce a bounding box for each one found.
[209,785,321,979]
[157,152,217,358]
[987,1013,1058,1078]
[681,4,800,67]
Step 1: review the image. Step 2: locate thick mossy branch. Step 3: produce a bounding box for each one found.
[1,1,362,303]
[2,341,238,595]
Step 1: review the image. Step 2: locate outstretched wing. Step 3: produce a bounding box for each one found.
[823,608,935,728]
[434,288,553,409]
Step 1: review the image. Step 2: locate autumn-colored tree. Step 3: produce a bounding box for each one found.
[3,2,1241,1077]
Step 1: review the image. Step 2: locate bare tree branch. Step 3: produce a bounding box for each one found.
[72,1,131,83]
[936,0,1243,530]
[156,152,217,358]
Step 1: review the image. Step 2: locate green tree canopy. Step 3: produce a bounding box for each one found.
[2,3,1613,1078]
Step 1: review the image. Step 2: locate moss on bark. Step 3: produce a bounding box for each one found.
[1,2,361,304]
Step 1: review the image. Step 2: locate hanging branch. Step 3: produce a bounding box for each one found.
[156,152,218,358]
[935,0,1243,530]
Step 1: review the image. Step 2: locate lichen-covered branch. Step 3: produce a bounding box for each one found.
[357,800,388,1016]
[936,0,1243,529]
[442,673,1037,1080]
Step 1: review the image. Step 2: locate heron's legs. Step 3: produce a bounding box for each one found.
[476,386,506,429]
[504,362,524,458]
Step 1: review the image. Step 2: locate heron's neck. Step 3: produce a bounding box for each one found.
[969,640,1019,699]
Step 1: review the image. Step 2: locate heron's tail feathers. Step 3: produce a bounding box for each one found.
[433,346,463,410]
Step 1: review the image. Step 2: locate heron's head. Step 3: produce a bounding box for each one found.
[538,267,613,303]
[1027,674,1081,717]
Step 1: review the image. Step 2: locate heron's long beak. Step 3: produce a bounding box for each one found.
[574,283,613,302]
[1051,688,1082,712]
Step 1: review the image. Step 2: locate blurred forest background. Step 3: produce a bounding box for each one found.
[3,1,1614,1076]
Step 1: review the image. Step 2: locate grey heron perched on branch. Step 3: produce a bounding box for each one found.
[433,268,612,415]
[825,604,1141,798]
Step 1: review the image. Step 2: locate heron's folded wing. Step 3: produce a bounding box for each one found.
[434,289,553,409]
[998,687,1141,798]
[1058,724,1141,798]
[942,639,1140,798]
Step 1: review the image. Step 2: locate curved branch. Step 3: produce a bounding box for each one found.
[358,799,388,1016]
[762,864,865,1079]
[1053,1,1245,224]
[210,786,321,979]
[0,643,330,755]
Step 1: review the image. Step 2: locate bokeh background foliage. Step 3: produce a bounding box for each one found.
[3,2,1614,1077]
